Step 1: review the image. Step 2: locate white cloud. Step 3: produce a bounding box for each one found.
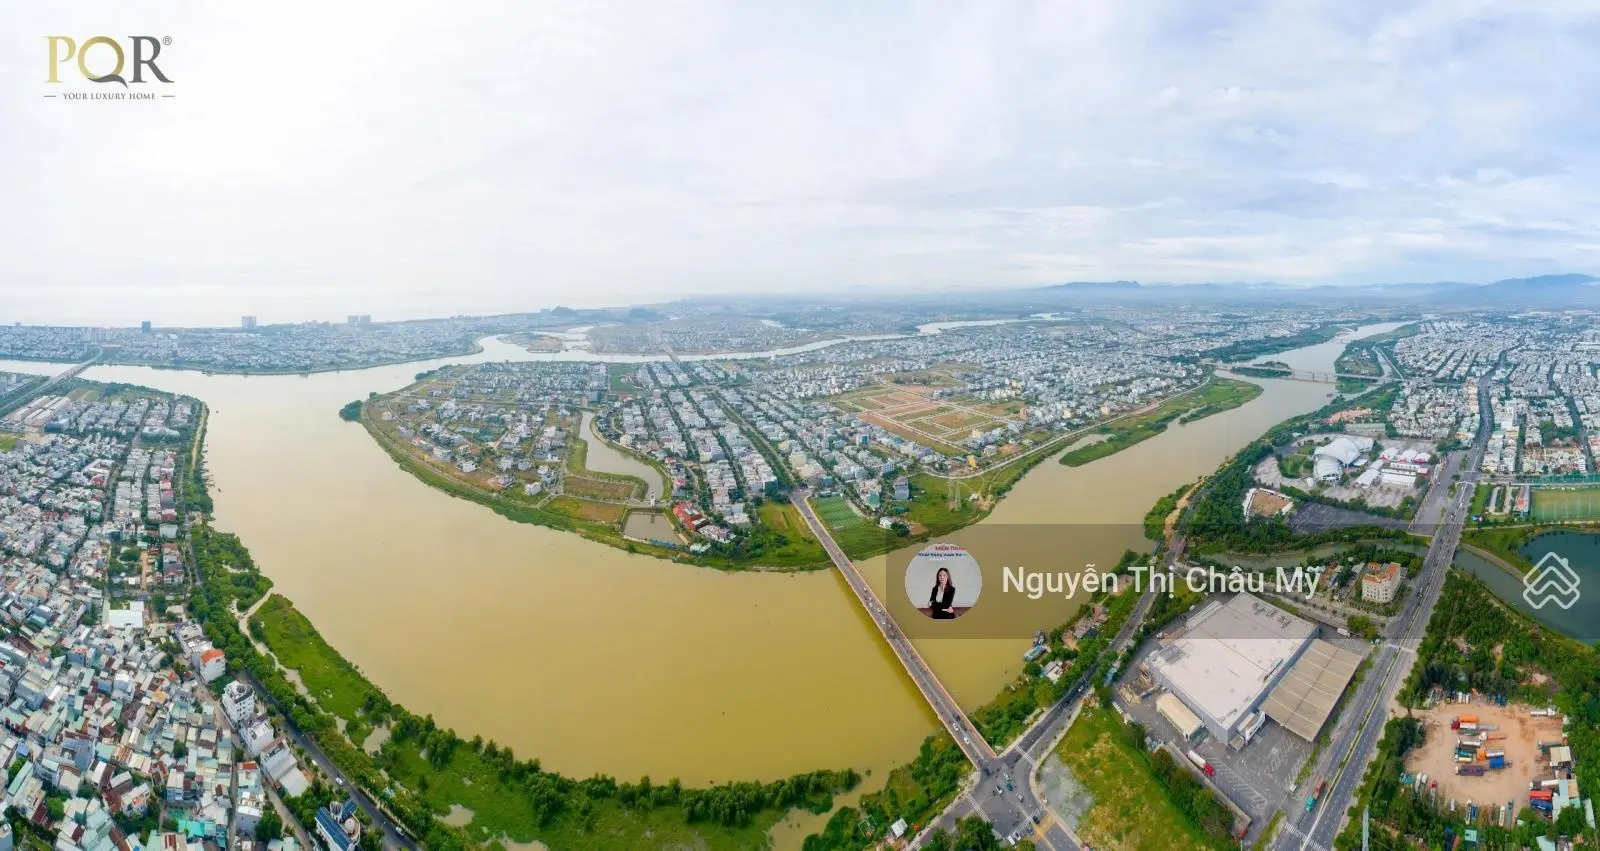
[4,0,1600,324]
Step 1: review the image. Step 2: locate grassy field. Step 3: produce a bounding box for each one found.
[253,594,386,732]
[1471,482,1490,517]
[753,501,830,566]
[1531,486,1600,521]
[378,743,792,850]
[813,495,863,529]
[1059,378,1262,468]
[1055,704,1227,851]
[0,434,15,452]
[547,495,628,523]
[1462,526,1537,572]
[561,475,638,502]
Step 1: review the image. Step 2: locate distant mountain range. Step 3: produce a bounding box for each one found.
[1029,273,1600,307]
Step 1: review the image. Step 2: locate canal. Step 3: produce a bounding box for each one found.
[1456,530,1600,644]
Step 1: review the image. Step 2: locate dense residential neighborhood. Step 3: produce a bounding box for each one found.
[0,377,345,851]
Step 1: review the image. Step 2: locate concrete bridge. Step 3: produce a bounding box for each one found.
[792,490,996,767]
[1227,367,1387,385]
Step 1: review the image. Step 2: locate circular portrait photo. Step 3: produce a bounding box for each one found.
[905,543,983,620]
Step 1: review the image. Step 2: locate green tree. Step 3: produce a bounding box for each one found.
[254,808,283,842]
[1555,804,1587,838]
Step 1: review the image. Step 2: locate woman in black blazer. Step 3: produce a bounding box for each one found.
[928,567,957,619]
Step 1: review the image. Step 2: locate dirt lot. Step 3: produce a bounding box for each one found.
[1405,701,1565,807]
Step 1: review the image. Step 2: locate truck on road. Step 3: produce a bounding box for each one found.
[1306,778,1327,812]
[1185,750,1215,777]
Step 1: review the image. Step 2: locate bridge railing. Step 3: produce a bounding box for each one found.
[798,497,993,765]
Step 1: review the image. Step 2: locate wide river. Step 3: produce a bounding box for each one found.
[0,321,1402,841]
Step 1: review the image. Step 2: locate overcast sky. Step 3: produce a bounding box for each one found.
[4,0,1600,325]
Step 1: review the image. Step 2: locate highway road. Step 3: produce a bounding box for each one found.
[918,499,1179,850]
[1269,382,1490,851]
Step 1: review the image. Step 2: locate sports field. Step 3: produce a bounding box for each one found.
[1531,486,1600,521]
[813,494,864,529]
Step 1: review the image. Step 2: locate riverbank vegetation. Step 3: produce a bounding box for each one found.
[361,405,833,572]
[338,400,363,421]
[1143,482,1194,541]
[1462,526,1540,572]
[1233,364,1292,378]
[1207,324,1348,362]
[1058,377,1262,468]
[1339,573,1600,849]
[183,424,859,849]
[802,734,969,850]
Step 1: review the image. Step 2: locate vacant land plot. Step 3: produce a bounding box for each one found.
[859,414,967,455]
[759,501,813,536]
[1047,703,1225,851]
[928,410,991,430]
[561,475,637,502]
[546,495,627,523]
[831,382,1016,456]
[1404,701,1565,808]
[1531,486,1600,521]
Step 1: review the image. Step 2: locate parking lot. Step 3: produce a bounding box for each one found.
[1289,500,1411,532]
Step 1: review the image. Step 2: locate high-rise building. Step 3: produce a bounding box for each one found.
[347,314,372,326]
[241,315,258,329]
[140,321,152,334]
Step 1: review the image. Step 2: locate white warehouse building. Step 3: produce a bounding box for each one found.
[1144,593,1317,741]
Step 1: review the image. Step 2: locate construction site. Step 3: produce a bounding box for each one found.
[828,381,1026,457]
[1404,699,1570,812]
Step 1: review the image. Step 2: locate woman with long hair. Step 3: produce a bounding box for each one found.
[928,567,957,619]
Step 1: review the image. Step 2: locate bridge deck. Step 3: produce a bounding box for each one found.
[794,493,993,766]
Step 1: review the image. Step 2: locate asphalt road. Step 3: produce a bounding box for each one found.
[241,669,419,850]
[1270,383,1490,851]
[190,515,417,850]
[920,528,1169,850]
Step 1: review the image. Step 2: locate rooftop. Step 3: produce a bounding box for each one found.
[1148,593,1315,732]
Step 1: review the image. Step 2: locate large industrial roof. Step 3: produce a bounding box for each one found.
[1260,638,1364,742]
[1147,593,1316,733]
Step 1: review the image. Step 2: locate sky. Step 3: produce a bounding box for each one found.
[4,0,1600,326]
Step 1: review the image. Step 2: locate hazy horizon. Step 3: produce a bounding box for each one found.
[7,1,1600,322]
